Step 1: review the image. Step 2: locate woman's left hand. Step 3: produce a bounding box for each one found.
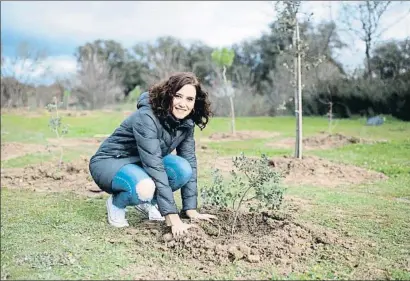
[186,210,217,222]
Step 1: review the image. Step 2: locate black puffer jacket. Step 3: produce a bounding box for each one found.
[90,92,197,216]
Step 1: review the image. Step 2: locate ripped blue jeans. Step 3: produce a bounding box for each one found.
[111,155,192,209]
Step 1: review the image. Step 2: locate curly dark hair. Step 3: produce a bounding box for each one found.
[148,72,213,130]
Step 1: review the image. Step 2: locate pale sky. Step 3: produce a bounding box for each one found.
[1,1,409,83]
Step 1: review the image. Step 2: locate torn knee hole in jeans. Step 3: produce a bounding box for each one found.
[135,178,156,201]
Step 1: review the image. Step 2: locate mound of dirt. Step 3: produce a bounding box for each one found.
[130,206,362,275]
[1,157,100,196]
[268,155,388,187]
[267,133,376,150]
[1,142,56,161]
[203,130,280,142]
[212,155,387,188]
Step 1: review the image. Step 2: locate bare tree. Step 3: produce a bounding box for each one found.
[132,37,189,87]
[73,46,123,109]
[1,42,48,108]
[274,1,305,158]
[274,1,329,158]
[143,49,188,86]
[339,1,400,78]
[232,64,270,116]
[208,63,272,118]
[33,82,64,109]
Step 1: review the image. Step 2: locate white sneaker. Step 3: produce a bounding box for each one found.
[135,203,165,221]
[106,195,129,228]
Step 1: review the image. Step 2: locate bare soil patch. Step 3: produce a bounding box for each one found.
[1,142,55,161]
[268,155,388,187]
[126,205,365,277]
[202,130,280,142]
[213,155,387,188]
[1,139,209,196]
[267,133,378,150]
[1,157,101,196]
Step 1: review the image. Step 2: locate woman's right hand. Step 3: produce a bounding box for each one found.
[171,221,197,237]
[166,214,197,237]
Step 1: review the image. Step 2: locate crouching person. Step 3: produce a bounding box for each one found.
[89,72,217,237]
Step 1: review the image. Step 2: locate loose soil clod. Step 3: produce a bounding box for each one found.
[131,205,363,276]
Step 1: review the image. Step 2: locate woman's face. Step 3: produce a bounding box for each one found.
[172,84,196,119]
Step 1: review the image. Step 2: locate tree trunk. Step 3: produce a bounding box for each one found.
[365,39,372,79]
[293,27,299,158]
[295,19,303,159]
[222,66,236,136]
[229,96,236,136]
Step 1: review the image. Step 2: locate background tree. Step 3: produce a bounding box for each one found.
[1,42,48,108]
[371,38,410,80]
[339,1,394,78]
[2,1,409,123]
[186,41,215,87]
[75,39,145,95]
[274,0,305,158]
[73,45,123,109]
[131,36,189,87]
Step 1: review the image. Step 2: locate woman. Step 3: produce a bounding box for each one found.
[89,72,216,237]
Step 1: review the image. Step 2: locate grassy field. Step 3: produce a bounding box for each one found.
[1,110,410,280]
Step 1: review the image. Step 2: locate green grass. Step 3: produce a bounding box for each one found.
[286,184,410,280]
[1,190,137,279]
[1,111,410,280]
[1,111,125,143]
[312,140,410,176]
[204,138,291,157]
[1,147,94,169]
[1,152,55,169]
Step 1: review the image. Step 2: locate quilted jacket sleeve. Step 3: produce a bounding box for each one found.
[133,111,179,216]
[176,126,198,211]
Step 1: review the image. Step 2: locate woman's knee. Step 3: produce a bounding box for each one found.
[135,178,156,202]
[164,155,193,187]
[179,159,193,185]
[112,164,155,204]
